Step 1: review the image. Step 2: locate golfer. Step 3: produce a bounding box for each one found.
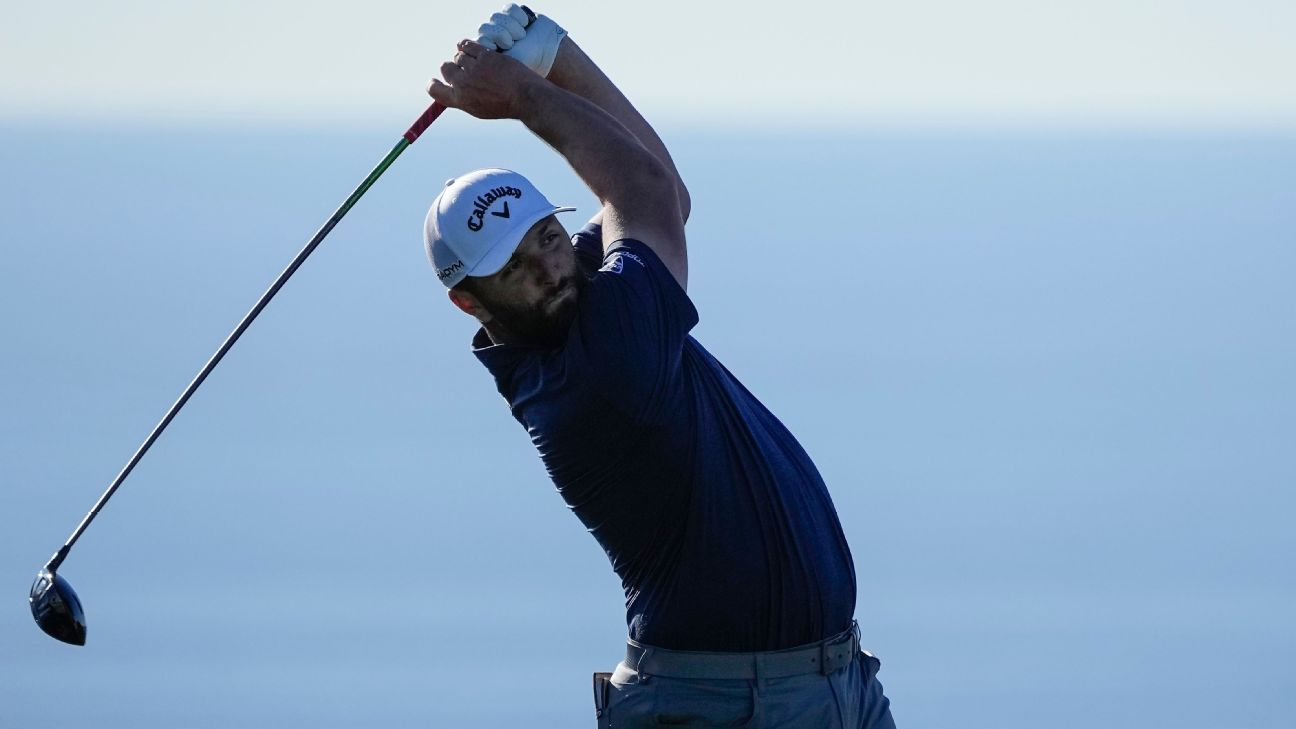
[425,7,896,727]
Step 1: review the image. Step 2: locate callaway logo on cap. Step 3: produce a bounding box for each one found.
[424,168,575,288]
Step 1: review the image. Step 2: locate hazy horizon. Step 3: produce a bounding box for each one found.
[4,0,1295,129]
[2,123,1293,727]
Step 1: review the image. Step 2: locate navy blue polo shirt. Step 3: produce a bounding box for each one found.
[472,223,856,652]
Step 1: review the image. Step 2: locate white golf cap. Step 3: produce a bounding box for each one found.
[424,168,576,288]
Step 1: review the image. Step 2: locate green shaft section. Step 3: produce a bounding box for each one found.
[339,137,410,218]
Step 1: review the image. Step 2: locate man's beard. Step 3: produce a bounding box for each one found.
[489,274,587,348]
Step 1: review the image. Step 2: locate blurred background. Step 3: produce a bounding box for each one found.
[2,1,1293,727]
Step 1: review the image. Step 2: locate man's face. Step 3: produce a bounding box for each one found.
[453,216,585,347]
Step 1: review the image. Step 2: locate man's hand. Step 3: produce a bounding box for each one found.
[427,39,540,120]
[474,5,528,50]
[440,10,689,286]
[476,4,567,78]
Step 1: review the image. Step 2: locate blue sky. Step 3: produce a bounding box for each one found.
[3,0,1294,128]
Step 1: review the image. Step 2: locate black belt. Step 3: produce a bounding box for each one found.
[624,621,862,680]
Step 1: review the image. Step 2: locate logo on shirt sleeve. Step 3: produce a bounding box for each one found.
[600,250,646,276]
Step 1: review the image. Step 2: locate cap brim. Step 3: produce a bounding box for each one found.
[466,205,577,279]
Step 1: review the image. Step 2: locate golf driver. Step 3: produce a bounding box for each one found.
[29,100,460,646]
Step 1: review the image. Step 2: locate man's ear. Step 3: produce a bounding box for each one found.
[447,288,492,323]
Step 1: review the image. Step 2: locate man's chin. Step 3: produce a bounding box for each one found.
[546,285,578,316]
[545,294,580,340]
[494,282,584,347]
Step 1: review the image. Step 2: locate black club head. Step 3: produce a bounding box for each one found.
[30,568,87,646]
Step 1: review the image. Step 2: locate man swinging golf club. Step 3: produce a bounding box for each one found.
[426,6,897,727]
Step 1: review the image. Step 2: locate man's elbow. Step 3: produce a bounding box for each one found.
[617,155,681,218]
[676,183,692,224]
[646,165,689,227]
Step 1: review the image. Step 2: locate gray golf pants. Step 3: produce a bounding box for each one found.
[592,633,896,728]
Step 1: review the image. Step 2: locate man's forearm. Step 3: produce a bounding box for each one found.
[546,39,691,222]
[427,33,688,283]
[516,78,679,231]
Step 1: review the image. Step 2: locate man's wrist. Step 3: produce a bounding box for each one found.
[512,74,557,124]
[542,36,577,83]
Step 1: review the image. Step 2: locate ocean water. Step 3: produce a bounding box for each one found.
[1,122,1293,727]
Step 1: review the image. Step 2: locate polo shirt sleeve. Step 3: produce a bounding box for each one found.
[571,221,605,276]
[574,238,699,424]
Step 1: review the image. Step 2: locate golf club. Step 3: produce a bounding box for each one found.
[29,99,454,647]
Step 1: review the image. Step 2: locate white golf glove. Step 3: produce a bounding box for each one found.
[475,4,567,78]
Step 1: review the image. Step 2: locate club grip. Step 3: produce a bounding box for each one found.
[403,102,447,144]
[403,6,536,144]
